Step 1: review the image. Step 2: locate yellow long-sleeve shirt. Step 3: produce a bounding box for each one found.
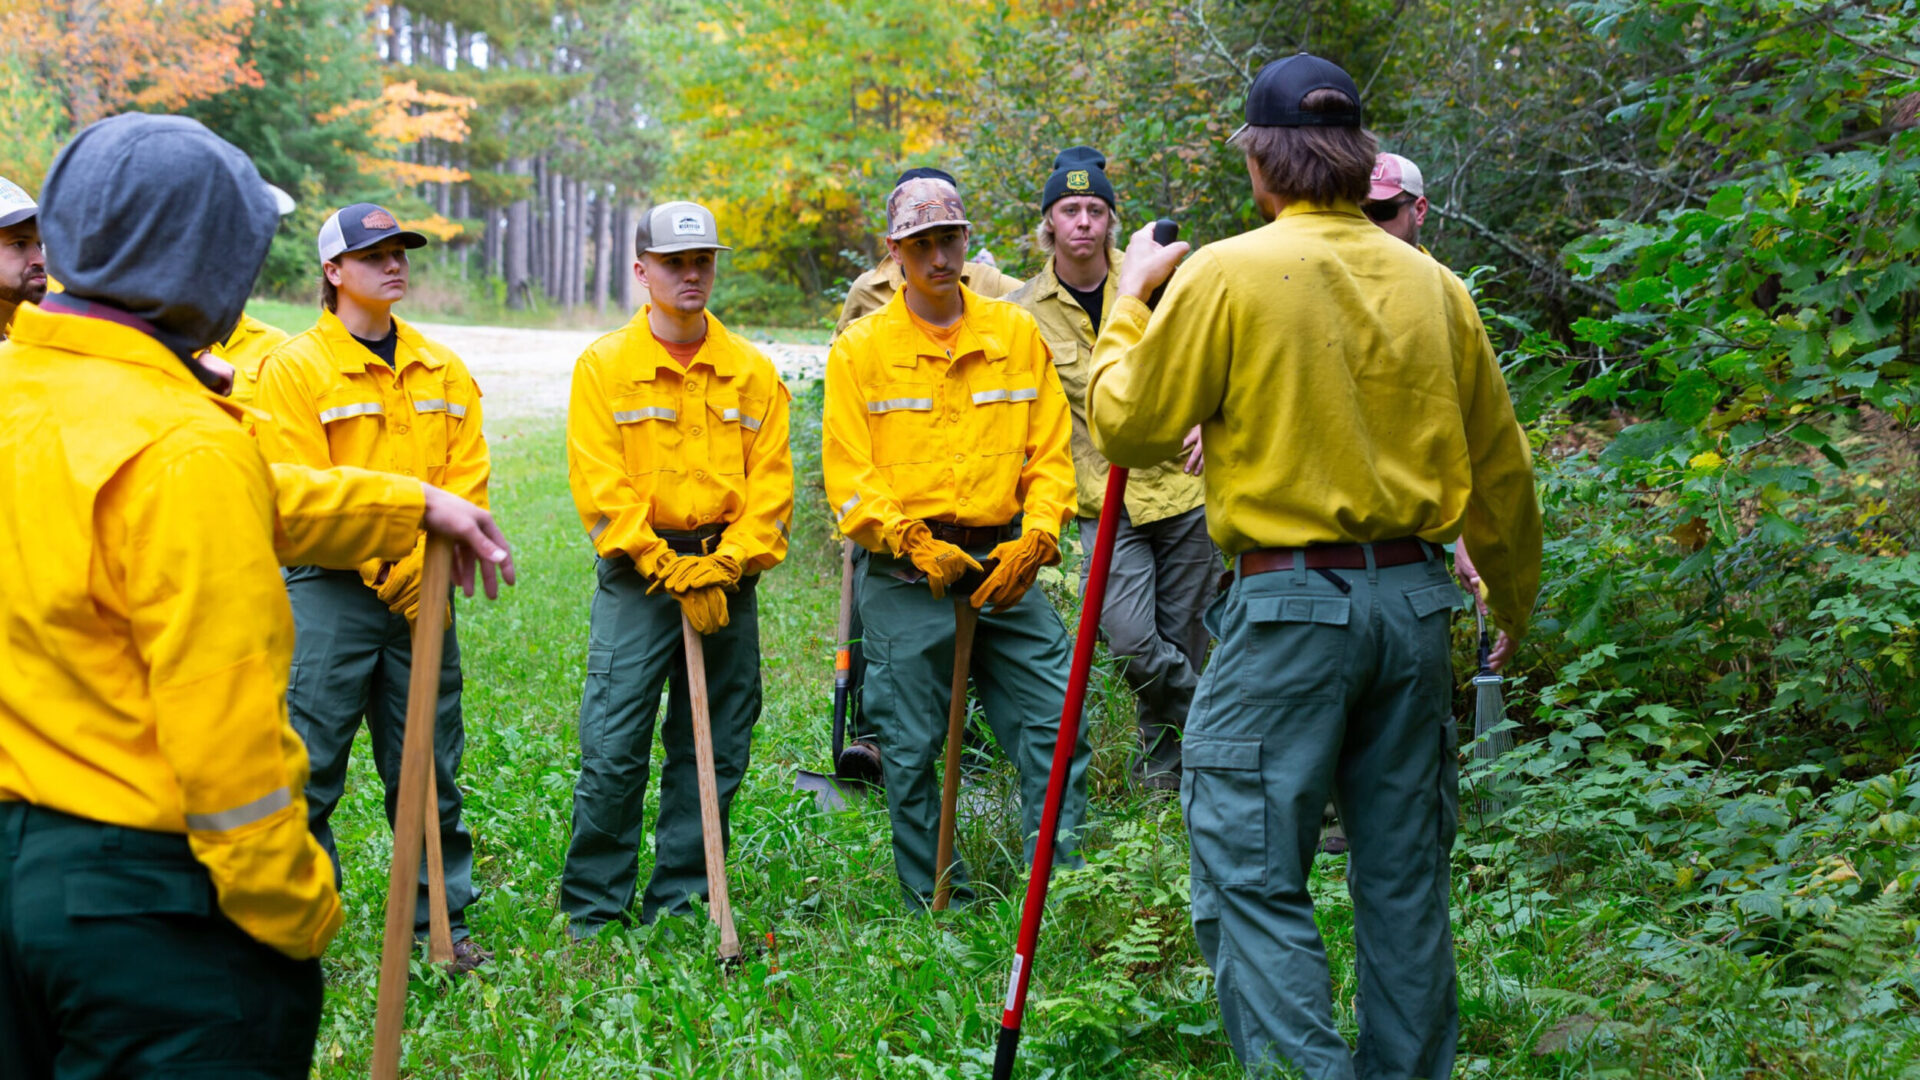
[1088,200,1542,635]
[212,312,291,406]
[0,305,423,960]
[256,308,489,594]
[568,308,793,578]
[823,287,1077,555]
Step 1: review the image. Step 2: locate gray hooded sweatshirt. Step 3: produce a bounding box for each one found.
[40,113,279,358]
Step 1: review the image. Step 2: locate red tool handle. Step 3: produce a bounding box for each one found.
[992,466,1129,1078]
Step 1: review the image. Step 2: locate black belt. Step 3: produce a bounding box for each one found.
[657,525,727,556]
[921,519,1010,549]
[1239,538,1435,578]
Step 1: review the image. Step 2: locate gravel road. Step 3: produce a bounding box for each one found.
[412,321,828,428]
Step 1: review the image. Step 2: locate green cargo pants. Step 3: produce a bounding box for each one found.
[285,566,476,939]
[560,556,762,934]
[1185,546,1461,1080]
[0,802,323,1078]
[860,547,1091,907]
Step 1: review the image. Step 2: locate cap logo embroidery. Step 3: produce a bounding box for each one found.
[672,213,705,236]
[1371,161,1388,181]
[361,208,397,230]
[1067,170,1090,191]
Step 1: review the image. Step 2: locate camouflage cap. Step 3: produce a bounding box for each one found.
[886,177,970,240]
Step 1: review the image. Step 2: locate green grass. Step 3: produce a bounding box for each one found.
[307,389,1920,1078]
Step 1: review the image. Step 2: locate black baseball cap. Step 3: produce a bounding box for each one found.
[1233,52,1363,138]
[894,166,957,189]
[317,202,427,262]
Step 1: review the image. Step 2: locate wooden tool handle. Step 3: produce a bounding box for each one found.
[932,600,980,911]
[372,537,453,1080]
[682,614,741,962]
[423,767,452,964]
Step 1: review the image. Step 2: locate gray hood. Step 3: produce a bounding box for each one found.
[40,113,279,357]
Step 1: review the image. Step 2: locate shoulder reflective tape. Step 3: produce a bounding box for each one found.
[739,414,762,432]
[839,494,861,516]
[318,401,383,424]
[185,787,292,832]
[413,398,450,413]
[613,406,677,423]
[1009,387,1038,402]
[867,397,933,414]
[446,402,468,419]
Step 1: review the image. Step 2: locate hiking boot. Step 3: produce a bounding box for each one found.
[446,937,491,974]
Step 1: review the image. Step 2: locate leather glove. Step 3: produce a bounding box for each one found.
[970,530,1060,611]
[898,521,982,600]
[675,584,731,635]
[654,553,742,595]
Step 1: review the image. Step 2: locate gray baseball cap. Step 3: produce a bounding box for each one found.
[0,176,36,229]
[636,201,731,256]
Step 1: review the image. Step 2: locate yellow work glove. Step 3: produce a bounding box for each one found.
[655,553,742,595]
[898,521,983,600]
[675,585,731,635]
[970,530,1060,611]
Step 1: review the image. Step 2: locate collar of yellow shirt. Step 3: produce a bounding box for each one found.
[875,285,1011,367]
[616,306,747,380]
[314,308,445,376]
[14,303,253,425]
[1275,197,1367,223]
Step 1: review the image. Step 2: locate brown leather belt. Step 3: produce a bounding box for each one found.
[921,519,1010,549]
[658,525,726,556]
[1238,537,1434,578]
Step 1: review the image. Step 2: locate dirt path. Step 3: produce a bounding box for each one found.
[413,321,828,427]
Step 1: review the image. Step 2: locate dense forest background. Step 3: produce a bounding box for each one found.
[5,0,1920,1069]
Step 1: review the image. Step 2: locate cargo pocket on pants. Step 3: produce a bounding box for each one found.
[1181,737,1266,888]
[65,862,242,1029]
[579,646,613,760]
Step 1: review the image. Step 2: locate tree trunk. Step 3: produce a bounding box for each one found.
[570,177,588,309]
[506,159,531,310]
[615,203,635,311]
[547,168,564,301]
[559,176,575,309]
[594,185,613,316]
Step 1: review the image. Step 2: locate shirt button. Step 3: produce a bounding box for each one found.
[953,453,964,462]
[394,423,410,435]
[694,470,706,480]
[692,426,704,437]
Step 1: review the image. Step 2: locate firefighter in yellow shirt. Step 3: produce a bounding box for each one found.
[833,168,1023,337]
[1087,56,1541,1078]
[559,201,793,935]
[0,114,512,1079]
[254,202,493,971]
[822,175,1090,906]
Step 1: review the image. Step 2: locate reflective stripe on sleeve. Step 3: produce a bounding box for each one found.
[447,402,468,419]
[839,494,861,517]
[739,415,762,432]
[185,787,292,832]
[589,516,611,541]
[413,398,450,413]
[318,401,383,424]
[867,398,933,414]
[614,407,677,423]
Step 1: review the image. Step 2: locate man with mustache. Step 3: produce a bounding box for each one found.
[254,203,494,972]
[822,174,1090,906]
[557,200,793,936]
[0,176,46,339]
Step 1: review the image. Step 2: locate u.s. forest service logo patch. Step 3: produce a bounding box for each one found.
[1067,170,1091,191]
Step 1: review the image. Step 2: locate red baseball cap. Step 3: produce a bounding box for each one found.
[1368,153,1425,201]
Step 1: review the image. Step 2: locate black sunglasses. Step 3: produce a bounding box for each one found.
[1362,197,1414,223]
